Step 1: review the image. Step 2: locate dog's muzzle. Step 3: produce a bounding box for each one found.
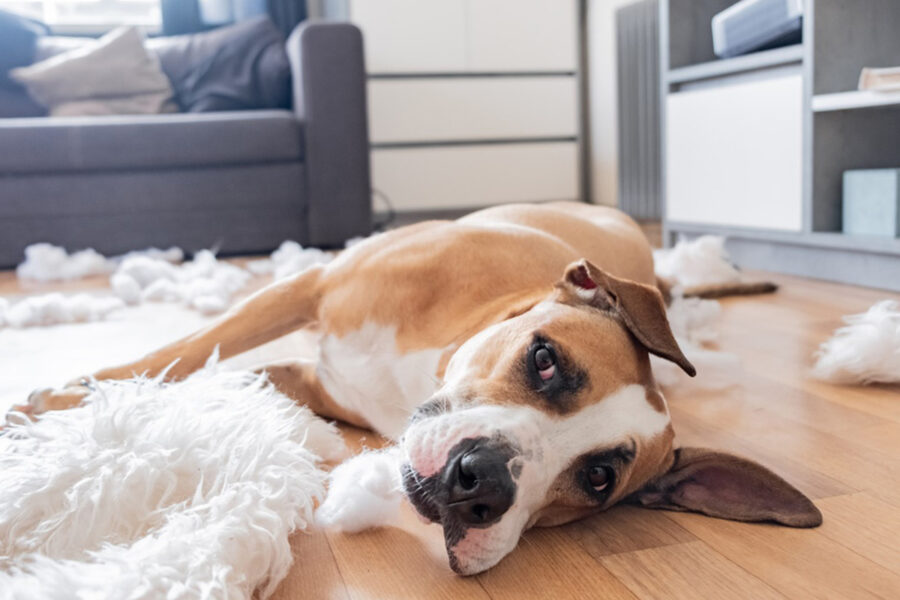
[402,436,517,530]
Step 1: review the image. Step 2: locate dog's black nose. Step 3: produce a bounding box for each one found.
[444,444,515,526]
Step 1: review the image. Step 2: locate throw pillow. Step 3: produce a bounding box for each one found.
[151,17,291,112]
[10,26,177,117]
[0,9,47,87]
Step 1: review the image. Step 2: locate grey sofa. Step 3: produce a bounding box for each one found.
[0,21,371,268]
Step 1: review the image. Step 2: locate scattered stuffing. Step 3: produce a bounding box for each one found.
[246,241,333,281]
[654,235,741,289]
[16,243,182,283]
[111,250,252,314]
[0,362,346,600]
[651,236,744,388]
[0,293,124,329]
[316,447,405,532]
[812,300,900,385]
[653,293,740,389]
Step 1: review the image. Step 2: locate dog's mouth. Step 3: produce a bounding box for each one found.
[401,462,443,524]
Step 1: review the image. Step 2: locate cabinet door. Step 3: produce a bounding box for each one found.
[465,0,577,72]
[371,142,579,210]
[666,72,803,231]
[349,0,467,73]
[368,77,578,143]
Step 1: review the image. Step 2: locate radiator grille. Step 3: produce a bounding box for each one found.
[616,0,660,221]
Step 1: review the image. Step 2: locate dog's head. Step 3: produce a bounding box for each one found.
[400,259,821,575]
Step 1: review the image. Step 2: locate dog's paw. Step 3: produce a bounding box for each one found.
[26,385,89,414]
[316,448,404,532]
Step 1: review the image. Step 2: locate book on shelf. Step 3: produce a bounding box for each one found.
[858,66,900,92]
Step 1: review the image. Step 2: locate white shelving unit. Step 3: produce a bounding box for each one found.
[316,0,586,215]
[661,0,900,291]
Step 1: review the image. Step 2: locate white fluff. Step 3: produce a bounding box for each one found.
[812,300,900,384]
[315,448,404,532]
[654,235,741,288]
[653,293,740,390]
[16,244,182,283]
[113,250,251,315]
[247,241,332,281]
[16,244,111,282]
[0,364,346,600]
[0,293,125,329]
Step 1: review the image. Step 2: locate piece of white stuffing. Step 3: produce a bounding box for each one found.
[16,244,111,282]
[247,241,333,280]
[811,300,900,384]
[0,293,124,329]
[112,249,251,314]
[16,244,183,283]
[652,292,740,389]
[654,235,741,289]
[316,447,405,532]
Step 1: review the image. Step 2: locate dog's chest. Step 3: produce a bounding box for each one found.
[316,322,446,438]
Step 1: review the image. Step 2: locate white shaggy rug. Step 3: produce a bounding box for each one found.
[0,363,345,600]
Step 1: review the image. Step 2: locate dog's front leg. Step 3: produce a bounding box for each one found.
[316,446,406,532]
[17,267,326,417]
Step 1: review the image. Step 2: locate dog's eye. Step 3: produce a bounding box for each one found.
[586,465,613,493]
[533,345,556,381]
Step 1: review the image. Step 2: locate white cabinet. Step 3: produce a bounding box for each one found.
[666,71,803,231]
[337,0,582,211]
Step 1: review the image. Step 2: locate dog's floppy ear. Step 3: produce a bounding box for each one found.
[627,447,822,527]
[561,259,695,376]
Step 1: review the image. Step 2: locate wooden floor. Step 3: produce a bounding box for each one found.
[2,264,899,598]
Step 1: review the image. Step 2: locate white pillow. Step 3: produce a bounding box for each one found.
[10,26,176,117]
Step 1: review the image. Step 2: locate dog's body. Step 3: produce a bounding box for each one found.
[25,202,822,575]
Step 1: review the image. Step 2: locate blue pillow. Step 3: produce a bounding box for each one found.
[0,9,47,87]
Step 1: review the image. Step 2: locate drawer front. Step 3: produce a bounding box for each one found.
[349,0,467,73]
[348,0,576,74]
[666,72,803,231]
[369,77,578,143]
[466,0,578,72]
[371,142,579,210]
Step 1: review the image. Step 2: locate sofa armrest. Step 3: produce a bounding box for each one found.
[287,21,372,247]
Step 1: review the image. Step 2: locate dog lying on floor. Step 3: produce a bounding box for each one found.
[21,202,822,575]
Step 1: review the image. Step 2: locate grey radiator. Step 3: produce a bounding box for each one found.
[616,0,660,221]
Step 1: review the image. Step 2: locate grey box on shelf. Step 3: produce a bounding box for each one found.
[842,169,900,237]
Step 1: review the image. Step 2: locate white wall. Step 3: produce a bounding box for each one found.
[587,0,639,206]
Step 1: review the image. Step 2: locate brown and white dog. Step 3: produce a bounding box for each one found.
[23,202,822,575]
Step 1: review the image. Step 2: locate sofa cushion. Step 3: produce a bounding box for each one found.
[10,27,177,117]
[0,110,303,174]
[150,17,291,112]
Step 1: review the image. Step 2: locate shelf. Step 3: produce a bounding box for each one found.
[666,44,804,85]
[812,89,900,112]
[666,221,900,256]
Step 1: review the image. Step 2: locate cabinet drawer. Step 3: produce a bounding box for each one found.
[369,77,578,143]
[348,0,577,74]
[371,142,578,210]
[666,72,803,231]
[466,0,577,72]
[349,0,467,73]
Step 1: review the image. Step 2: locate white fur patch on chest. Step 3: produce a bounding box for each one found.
[316,322,445,439]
